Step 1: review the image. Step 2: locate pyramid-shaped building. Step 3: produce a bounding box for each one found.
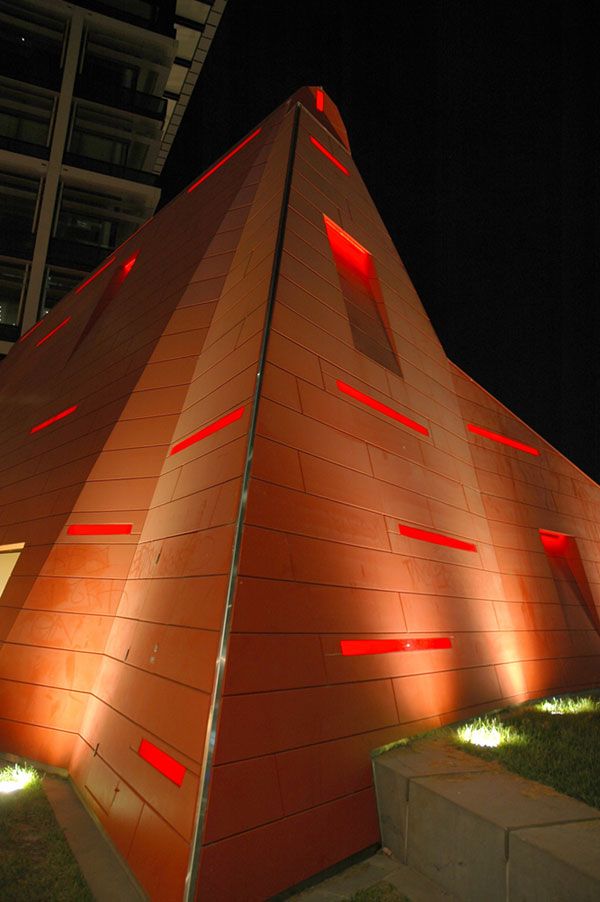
[1,88,599,901]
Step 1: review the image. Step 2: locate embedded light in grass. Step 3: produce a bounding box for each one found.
[456,718,516,748]
[535,696,599,716]
[0,762,38,794]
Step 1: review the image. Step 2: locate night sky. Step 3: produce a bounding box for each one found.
[160,2,600,483]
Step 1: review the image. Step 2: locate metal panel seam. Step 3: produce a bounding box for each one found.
[183,102,302,901]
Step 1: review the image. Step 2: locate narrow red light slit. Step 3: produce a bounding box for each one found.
[340,638,452,656]
[170,406,244,455]
[323,216,371,275]
[138,739,185,787]
[37,316,71,347]
[30,405,77,434]
[316,88,324,111]
[67,523,132,536]
[337,380,428,435]
[467,424,539,456]
[187,129,261,193]
[310,136,349,175]
[121,250,139,276]
[19,320,44,342]
[399,524,477,552]
[76,257,116,294]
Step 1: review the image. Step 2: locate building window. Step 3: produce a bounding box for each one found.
[0,172,40,258]
[0,260,28,337]
[324,216,402,375]
[39,268,84,318]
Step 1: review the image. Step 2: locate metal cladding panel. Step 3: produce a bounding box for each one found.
[0,88,599,902]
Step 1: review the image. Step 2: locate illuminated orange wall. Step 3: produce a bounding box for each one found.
[1,88,599,901]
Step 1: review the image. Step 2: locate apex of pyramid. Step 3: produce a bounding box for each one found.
[288,86,351,152]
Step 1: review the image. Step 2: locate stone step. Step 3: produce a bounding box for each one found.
[373,739,600,902]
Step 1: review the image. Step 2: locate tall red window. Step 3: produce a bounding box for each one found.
[539,529,600,634]
[324,216,401,375]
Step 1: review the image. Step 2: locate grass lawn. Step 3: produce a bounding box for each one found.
[0,763,93,902]
[451,694,600,809]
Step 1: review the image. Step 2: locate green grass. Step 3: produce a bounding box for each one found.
[0,763,93,902]
[350,883,410,902]
[451,695,600,809]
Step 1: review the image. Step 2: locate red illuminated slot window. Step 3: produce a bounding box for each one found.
[187,128,261,193]
[37,316,71,347]
[324,216,401,375]
[337,379,428,435]
[30,405,77,434]
[316,88,324,111]
[76,257,115,294]
[138,739,185,787]
[19,320,44,343]
[399,524,477,552]
[67,523,132,536]
[310,136,349,175]
[170,406,244,455]
[340,637,452,656]
[467,424,539,456]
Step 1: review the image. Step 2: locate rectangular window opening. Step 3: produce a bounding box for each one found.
[170,406,244,456]
[340,637,452,656]
[399,524,477,552]
[138,738,185,786]
[67,524,132,536]
[324,216,401,375]
[337,379,428,435]
[467,424,539,456]
[0,543,24,599]
[187,128,261,193]
[539,529,600,634]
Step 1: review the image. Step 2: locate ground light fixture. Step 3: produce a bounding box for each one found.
[0,762,38,794]
[456,717,517,748]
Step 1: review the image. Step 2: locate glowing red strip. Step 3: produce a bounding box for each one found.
[310,136,349,175]
[316,88,324,111]
[340,637,452,656]
[467,424,539,456]
[399,524,477,552]
[170,406,245,455]
[19,320,44,342]
[75,258,116,294]
[122,250,139,276]
[67,523,132,536]
[36,317,71,347]
[187,129,261,193]
[337,380,428,435]
[138,739,185,787]
[30,405,77,434]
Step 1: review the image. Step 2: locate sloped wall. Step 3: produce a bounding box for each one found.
[196,99,600,899]
[0,88,599,902]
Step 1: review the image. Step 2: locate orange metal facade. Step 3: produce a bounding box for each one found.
[0,88,599,900]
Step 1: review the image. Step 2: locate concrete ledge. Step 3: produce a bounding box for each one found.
[373,739,600,902]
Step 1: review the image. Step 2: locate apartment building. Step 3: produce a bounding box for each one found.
[0,0,225,353]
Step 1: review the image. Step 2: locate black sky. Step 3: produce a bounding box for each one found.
[161,1,600,483]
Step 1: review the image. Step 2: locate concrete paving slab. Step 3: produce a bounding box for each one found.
[509,820,600,902]
[288,849,455,901]
[42,773,147,902]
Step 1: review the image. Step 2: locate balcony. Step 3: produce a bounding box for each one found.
[0,36,62,92]
[47,237,115,270]
[62,151,157,186]
[0,134,50,160]
[74,74,167,122]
